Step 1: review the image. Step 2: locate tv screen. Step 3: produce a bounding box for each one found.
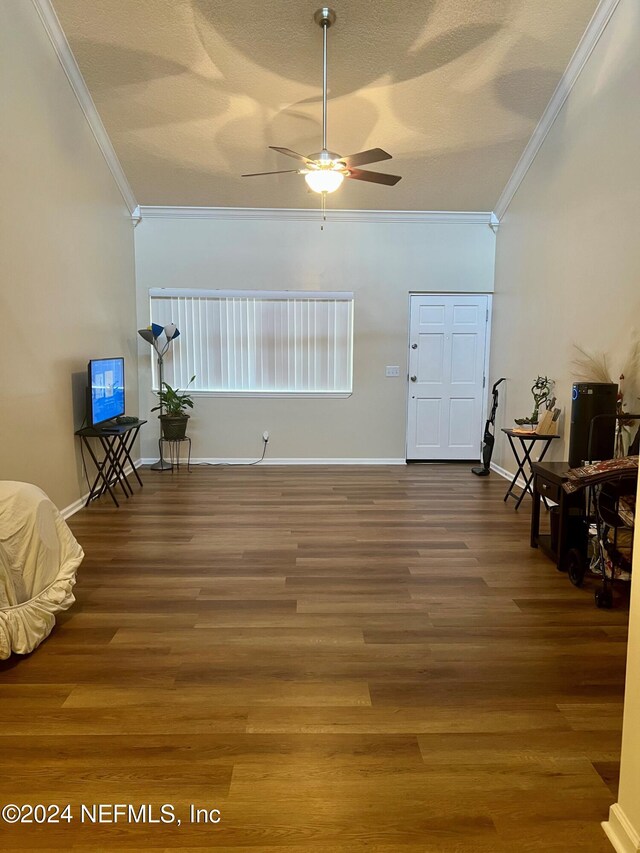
[88,357,125,427]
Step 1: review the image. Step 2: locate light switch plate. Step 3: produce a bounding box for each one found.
[385,365,400,377]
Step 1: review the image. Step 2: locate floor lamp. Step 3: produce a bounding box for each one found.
[138,322,180,471]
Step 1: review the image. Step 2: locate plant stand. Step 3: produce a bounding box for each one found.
[159,436,192,472]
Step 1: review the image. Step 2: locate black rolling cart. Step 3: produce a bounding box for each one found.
[75,420,146,507]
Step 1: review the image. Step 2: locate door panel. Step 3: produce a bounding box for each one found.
[452,304,479,325]
[451,334,477,383]
[407,294,489,460]
[448,398,476,447]
[415,398,442,447]
[418,334,444,382]
[419,305,445,324]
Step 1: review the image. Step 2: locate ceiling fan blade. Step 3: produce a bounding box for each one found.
[269,146,314,165]
[241,169,300,177]
[347,168,402,186]
[339,148,392,167]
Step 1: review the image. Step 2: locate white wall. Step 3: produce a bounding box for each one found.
[134,215,495,460]
[0,1,137,510]
[490,0,640,472]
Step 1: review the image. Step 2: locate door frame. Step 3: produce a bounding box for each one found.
[404,292,493,461]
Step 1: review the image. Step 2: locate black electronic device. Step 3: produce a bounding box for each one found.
[568,382,618,467]
[87,357,125,428]
[116,415,139,425]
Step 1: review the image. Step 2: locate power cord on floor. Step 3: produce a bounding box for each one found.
[189,437,269,467]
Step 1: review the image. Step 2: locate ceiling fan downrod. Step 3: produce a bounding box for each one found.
[313,7,336,156]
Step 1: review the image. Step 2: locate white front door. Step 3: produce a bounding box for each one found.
[406,294,489,461]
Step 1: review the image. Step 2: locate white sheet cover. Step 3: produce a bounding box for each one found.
[0,481,84,658]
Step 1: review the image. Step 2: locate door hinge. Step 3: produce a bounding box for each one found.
[486,308,489,322]
[483,375,486,388]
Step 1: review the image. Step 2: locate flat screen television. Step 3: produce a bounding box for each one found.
[88,357,125,427]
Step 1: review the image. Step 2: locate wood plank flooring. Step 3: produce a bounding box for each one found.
[0,464,629,851]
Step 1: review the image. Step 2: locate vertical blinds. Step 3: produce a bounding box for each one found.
[149,289,354,395]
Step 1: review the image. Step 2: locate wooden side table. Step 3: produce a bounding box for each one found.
[530,461,587,571]
[501,429,560,509]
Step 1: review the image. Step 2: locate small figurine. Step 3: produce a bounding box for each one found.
[514,376,554,426]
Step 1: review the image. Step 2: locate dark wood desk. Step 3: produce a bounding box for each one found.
[530,461,587,570]
[76,420,146,507]
[501,429,560,509]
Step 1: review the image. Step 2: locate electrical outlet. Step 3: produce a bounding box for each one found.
[262,430,269,442]
[385,365,400,377]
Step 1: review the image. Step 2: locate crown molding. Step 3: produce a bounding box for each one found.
[136,206,495,225]
[494,0,621,220]
[31,0,138,215]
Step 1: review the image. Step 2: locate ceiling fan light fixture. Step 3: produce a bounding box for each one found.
[304,169,345,194]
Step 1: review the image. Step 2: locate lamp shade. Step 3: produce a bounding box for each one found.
[304,169,345,194]
[151,323,164,339]
[164,323,179,340]
[138,328,155,344]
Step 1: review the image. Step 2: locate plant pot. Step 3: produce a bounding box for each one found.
[160,414,189,440]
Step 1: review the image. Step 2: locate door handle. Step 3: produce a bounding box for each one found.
[410,375,417,382]
[411,343,418,349]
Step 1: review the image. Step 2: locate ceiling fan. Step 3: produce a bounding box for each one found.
[242,7,401,195]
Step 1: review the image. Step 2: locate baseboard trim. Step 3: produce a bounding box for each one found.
[489,461,525,490]
[140,457,407,466]
[603,804,640,853]
[61,495,90,520]
[60,459,143,519]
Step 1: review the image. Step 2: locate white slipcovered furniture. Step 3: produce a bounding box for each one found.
[0,481,83,659]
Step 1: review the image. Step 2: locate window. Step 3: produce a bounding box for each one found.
[149,289,354,397]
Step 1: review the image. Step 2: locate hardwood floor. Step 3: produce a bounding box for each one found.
[0,464,629,851]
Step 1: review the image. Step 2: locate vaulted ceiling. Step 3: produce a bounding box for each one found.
[51,0,600,211]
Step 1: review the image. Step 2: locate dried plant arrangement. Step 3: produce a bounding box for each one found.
[571,340,640,412]
[571,339,640,455]
[620,339,640,410]
[570,345,612,385]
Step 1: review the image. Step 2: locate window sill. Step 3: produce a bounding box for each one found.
[152,390,353,399]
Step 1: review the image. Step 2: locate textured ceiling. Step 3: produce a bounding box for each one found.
[51,0,600,210]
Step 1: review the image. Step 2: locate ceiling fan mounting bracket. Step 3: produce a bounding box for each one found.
[308,150,340,163]
[313,8,336,28]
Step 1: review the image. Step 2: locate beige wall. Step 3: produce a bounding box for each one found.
[490,0,640,847]
[490,0,640,472]
[0,1,137,510]
[134,216,495,460]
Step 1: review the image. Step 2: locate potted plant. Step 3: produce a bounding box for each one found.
[151,376,195,440]
[514,375,553,428]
